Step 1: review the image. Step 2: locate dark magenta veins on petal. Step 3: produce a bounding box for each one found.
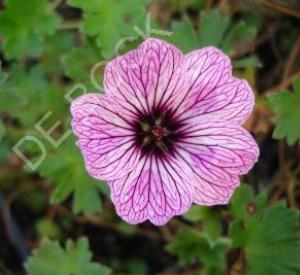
[133,107,184,156]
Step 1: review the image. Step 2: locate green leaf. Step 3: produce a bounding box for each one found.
[0,0,61,59]
[199,9,230,47]
[25,237,111,275]
[42,31,75,76]
[184,206,221,241]
[171,0,204,12]
[0,63,8,88]
[63,45,103,90]
[39,137,105,216]
[167,227,229,274]
[222,21,257,55]
[168,16,199,53]
[0,64,7,141]
[168,9,259,68]
[67,0,148,58]
[229,185,300,275]
[233,56,262,68]
[72,178,103,215]
[268,77,300,145]
[36,218,61,239]
[0,119,6,141]
[0,65,47,116]
[0,65,67,128]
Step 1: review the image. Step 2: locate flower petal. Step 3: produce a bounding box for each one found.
[170,47,232,116]
[109,154,194,225]
[178,77,255,125]
[104,38,185,113]
[71,93,140,181]
[176,122,259,205]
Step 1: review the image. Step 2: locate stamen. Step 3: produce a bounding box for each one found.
[140,121,151,132]
[134,107,182,156]
[142,136,151,146]
[155,116,162,125]
[155,141,168,152]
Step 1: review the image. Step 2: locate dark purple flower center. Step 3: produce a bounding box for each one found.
[134,107,183,156]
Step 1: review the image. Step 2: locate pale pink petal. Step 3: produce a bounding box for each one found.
[109,154,194,226]
[71,93,141,181]
[170,47,232,116]
[175,122,259,205]
[104,38,185,113]
[177,77,255,125]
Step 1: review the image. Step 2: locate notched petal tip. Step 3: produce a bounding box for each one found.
[139,37,180,49]
[109,155,194,226]
[184,46,232,72]
[176,122,259,207]
[70,92,140,182]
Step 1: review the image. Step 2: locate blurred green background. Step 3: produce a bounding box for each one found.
[1,0,300,274]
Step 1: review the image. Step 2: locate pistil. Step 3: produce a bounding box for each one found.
[152,126,167,141]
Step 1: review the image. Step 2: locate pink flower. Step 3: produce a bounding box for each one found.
[71,38,259,226]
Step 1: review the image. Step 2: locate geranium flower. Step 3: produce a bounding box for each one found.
[71,38,259,225]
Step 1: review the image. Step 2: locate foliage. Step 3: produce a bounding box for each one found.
[0,64,66,128]
[169,9,259,56]
[0,64,8,140]
[25,238,111,275]
[63,45,103,90]
[229,186,300,275]
[43,32,75,76]
[184,206,222,241]
[0,63,7,87]
[168,185,300,275]
[67,0,148,58]
[0,0,61,59]
[38,138,108,216]
[167,227,230,275]
[168,206,230,274]
[268,78,300,145]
